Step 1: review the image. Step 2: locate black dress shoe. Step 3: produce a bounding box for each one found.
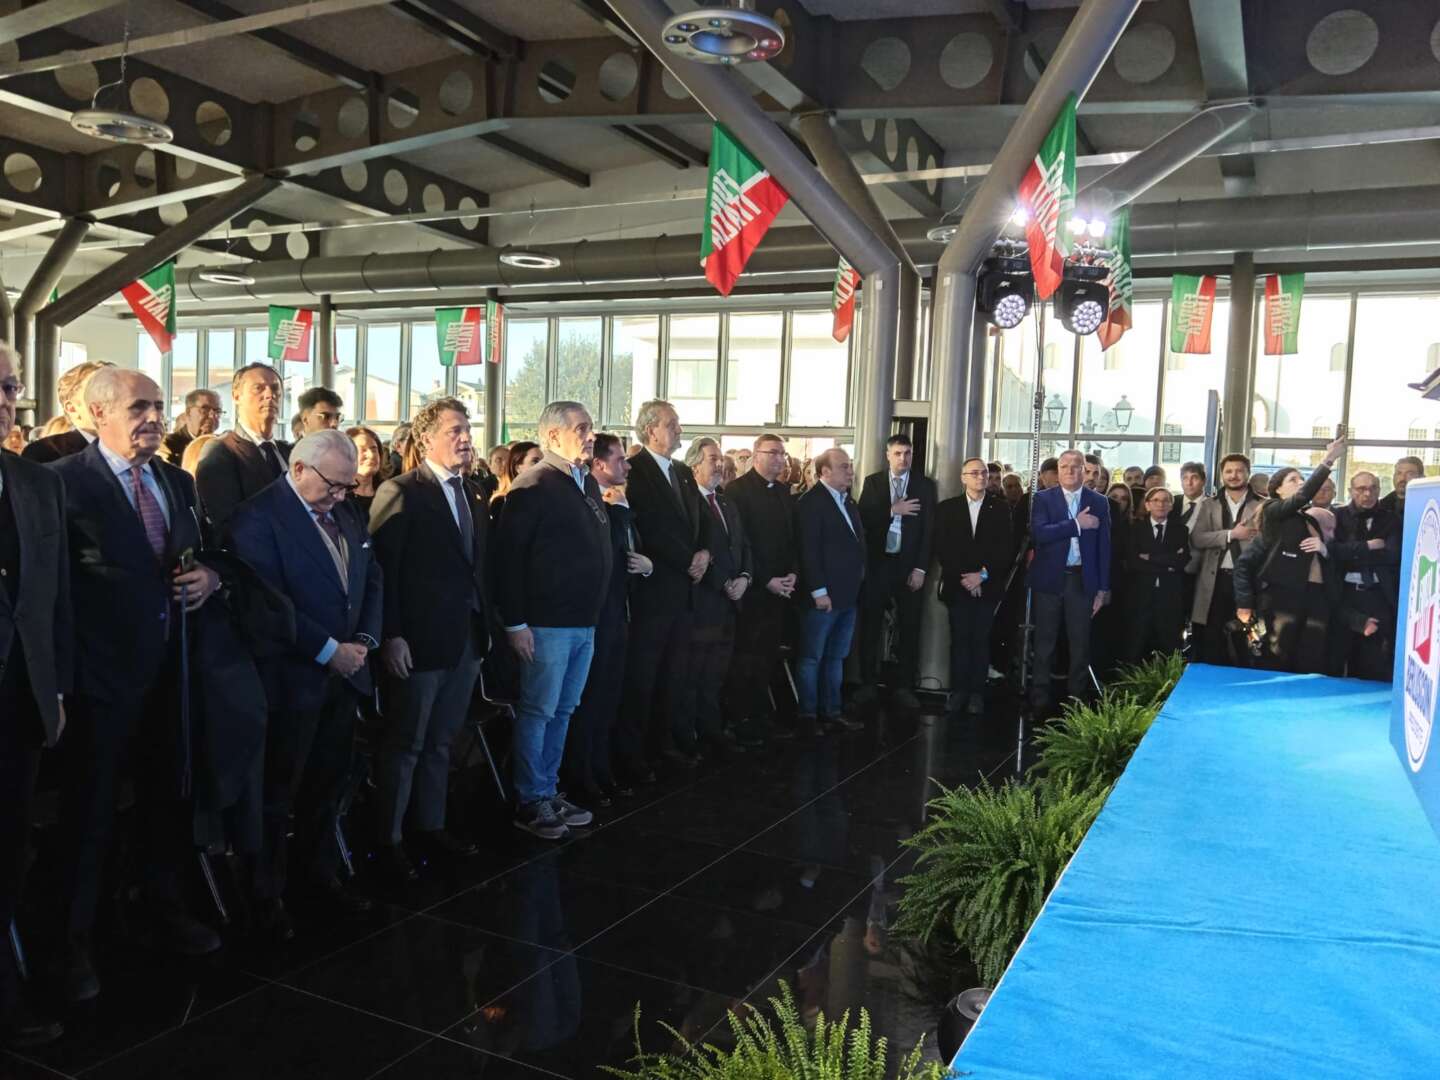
[254,897,295,944]
[137,906,222,957]
[660,748,700,768]
[375,843,421,881]
[580,784,613,808]
[59,941,100,1004]
[2,1004,64,1050]
[298,879,374,917]
[822,714,864,733]
[418,830,480,860]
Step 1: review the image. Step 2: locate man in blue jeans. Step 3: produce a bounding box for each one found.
[796,448,867,733]
[494,401,613,839]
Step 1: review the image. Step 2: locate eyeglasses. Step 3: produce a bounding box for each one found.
[754,448,786,457]
[308,463,359,496]
[0,379,25,400]
[961,469,986,478]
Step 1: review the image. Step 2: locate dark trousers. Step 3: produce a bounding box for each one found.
[1032,572,1094,703]
[1261,582,1331,675]
[254,678,357,900]
[946,596,996,698]
[859,558,923,688]
[686,611,736,744]
[1331,586,1396,681]
[567,606,627,787]
[620,611,694,758]
[1200,569,1243,665]
[725,591,789,733]
[57,692,193,941]
[1125,587,1184,663]
[0,713,42,1019]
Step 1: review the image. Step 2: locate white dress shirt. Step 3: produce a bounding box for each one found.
[97,442,171,526]
[646,446,674,486]
[967,494,984,535]
[425,457,464,530]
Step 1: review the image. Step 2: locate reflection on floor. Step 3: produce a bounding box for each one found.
[6,699,1023,1079]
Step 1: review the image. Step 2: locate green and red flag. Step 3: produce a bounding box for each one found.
[436,306,484,366]
[1263,273,1304,355]
[120,261,176,353]
[1095,208,1132,351]
[1016,93,1077,300]
[831,257,860,343]
[267,305,314,362]
[485,299,504,365]
[1169,274,1218,354]
[699,125,790,296]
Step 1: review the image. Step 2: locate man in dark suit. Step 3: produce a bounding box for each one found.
[1028,449,1111,709]
[159,388,221,466]
[1330,470,1401,680]
[856,434,935,707]
[685,437,751,755]
[49,367,225,1002]
[21,359,113,464]
[722,433,798,748]
[368,398,487,882]
[1123,487,1190,662]
[496,401,612,840]
[1172,461,1208,635]
[227,429,382,938]
[195,362,290,533]
[0,344,70,1048]
[1379,455,1424,518]
[797,448,866,733]
[621,399,709,769]
[935,457,1013,715]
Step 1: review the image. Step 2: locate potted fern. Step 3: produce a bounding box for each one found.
[1029,690,1159,793]
[1109,651,1185,707]
[606,981,950,1080]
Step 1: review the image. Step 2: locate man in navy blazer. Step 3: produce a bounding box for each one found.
[1028,448,1111,708]
[227,429,382,938]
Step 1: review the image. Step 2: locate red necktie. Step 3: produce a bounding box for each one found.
[129,465,168,559]
[707,491,728,533]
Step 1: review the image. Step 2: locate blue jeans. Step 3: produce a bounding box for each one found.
[513,627,595,806]
[796,606,857,718]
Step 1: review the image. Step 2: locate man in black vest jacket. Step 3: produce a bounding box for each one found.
[856,434,935,706]
[49,368,225,1002]
[368,397,489,882]
[496,401,612,841]
[935,457,1013,715]
[0,344,71,1047]
[621,399,710,770]
[1330,470,1401,680]
[722,433,799,747]
[195,362,291,533]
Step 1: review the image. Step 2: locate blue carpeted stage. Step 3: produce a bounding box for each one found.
[952,664,1440,1079]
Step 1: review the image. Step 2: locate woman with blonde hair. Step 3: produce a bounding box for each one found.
[180,432,218,476]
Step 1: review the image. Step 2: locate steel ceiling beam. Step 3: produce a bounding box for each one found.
[0,0,127,45]
[389,0,520,60]
[610,123,705,169]
[563,0,640,47]
[478,133,590,188]
[1187,0,1255,193]
[172,0,373,90]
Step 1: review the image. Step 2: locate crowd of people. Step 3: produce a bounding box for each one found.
[0,341,1412,1049]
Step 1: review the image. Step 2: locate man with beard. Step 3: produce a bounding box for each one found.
[1379,455,1424,518]
[1188,453,1265,665]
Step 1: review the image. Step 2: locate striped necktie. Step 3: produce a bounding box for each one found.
[129,465,168,559]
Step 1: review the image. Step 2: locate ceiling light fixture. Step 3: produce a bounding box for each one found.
[925,224,957,244]
[69,3,174,145]
[197,268,256,286]
[661,2,785,65]
[499,249,562,270]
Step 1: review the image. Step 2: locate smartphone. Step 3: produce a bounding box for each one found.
[177,547,196,573]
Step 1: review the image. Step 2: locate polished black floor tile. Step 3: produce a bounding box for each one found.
[370,1038,567,1078]
[1,1052,77,1079]
[577,894,815,999]
[443,955,733,1077]
[672,848,876,931]
[428,862,660,950]
[619,790,800,848]
[229,902,417,981]
[283,915,566,1035]
[529,829,730,895]
[742,809,911,877]
[82,983,428,1080]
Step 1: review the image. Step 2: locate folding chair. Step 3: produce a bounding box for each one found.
[467,666,512,805]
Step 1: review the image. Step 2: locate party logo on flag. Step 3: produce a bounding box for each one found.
[1169,274,1217,354]
[1095,208,1132,351]
[831,257,860,343]
[436,306,484,366]
[485,300,505,365]
[120,261,177,354]
[699,125,790,296]
[1016,93,1077,300]
[267,305,315,362]
[1263,273,1304,355]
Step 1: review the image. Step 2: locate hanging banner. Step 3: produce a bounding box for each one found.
[1095,208,1132,351]
[436,306,484,366]
[267,305,315,362]
[1016,93,1077,300]
[831,257,860,343]
[1169,274,1218,355]
[699,124,791,296]
[120,261,177,354]
[1263,273,1304,355]
[485,299,505,366]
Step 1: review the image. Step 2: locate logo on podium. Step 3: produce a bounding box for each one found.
[1403,500,1440,771]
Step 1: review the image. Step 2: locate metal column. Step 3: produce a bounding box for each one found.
[1223,252,1256,456]
[485,343,502,448]
[15,217,90,424]
[317,294,335,389]
[0,266,13,345]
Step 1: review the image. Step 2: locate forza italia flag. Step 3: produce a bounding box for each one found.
[436,306,483,366]
[267,305,315,362]
[121,261,176,353]
[1169,274,1218,354]
[831,257,860,343]
[1263,273,1304,355]
[1016,93,1077,300]
[699,125,790,296]
[485,300,504,365]
[1095,208,1132,350]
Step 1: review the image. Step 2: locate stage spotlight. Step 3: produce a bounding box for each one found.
[1055,260,1110,336]
[977,251,1034,330]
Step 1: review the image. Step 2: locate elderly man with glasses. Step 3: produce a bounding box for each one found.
[160,388,222,467]
[1329,470,1401,680]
